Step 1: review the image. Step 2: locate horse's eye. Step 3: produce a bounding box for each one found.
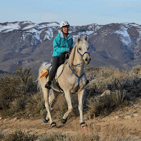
[79,48,81,50]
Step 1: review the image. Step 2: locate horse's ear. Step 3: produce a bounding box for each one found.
[85,36,88,41]
[77,37,80,43]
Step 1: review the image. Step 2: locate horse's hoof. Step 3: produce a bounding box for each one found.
[51,122,56,128]
[43,117,49,123]
[61,118,67,124]
[80,122,87,129]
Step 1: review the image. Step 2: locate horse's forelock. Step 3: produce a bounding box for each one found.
[69,38,88,66]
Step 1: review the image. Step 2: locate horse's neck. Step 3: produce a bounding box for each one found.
[69,47,84,76]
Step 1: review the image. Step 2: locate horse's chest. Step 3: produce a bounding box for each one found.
[70,77,85,93]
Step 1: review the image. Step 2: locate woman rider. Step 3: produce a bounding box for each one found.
[45,21,73,89]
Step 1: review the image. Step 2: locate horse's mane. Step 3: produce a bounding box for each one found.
[69,43,77,66]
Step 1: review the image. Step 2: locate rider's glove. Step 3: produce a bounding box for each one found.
[66,47,70,52]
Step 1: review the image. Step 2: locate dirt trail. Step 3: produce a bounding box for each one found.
[0,101,141,140]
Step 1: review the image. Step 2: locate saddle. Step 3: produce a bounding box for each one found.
[39,60,68,92]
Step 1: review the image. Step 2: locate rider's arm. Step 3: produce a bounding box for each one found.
[69,38,73,52]
[53,36,67,53]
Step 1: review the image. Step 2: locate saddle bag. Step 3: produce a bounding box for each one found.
[40,69,48,79]
[40,63,52,79]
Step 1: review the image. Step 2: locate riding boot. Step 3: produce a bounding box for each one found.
[45,81,51,89]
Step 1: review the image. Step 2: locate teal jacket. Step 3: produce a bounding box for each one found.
[52,32,73,57]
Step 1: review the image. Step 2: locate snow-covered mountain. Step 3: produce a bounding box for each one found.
[0,21,141,74]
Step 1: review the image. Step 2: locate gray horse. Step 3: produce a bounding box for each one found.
[38,37,91,129]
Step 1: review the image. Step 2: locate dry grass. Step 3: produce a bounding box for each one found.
[0,66,38,117]
[1,65,141,141]
[0,65,141,123]
[0,130,38,141]
[85,65,141,118]
[0,126,132,141]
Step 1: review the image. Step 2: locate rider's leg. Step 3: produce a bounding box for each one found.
[59,53,65,65]
[45,57,59,89]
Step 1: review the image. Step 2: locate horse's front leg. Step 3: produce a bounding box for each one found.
[62,90,73,124]
[78,88,87,129]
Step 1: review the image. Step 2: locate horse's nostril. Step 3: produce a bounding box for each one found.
[85,57,91,63]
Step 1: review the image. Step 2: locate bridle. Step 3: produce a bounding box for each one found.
[77,48,90,57]
[69,47,90,78]
[68,46,90,92]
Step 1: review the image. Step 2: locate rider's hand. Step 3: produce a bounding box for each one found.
[66,47,70,52]
[62,51,67,54]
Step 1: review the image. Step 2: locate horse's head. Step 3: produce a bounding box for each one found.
[76,37,91,65]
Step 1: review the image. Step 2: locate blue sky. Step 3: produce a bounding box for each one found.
[1,0,141,26]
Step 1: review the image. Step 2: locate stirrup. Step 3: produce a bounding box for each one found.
[45,82,51,89]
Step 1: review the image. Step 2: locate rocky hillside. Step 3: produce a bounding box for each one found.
[0,21,141,74]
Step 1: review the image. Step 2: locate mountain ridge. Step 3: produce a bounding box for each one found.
[0,21,141,74]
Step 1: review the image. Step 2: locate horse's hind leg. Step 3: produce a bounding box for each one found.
[41,85,54,125]
[62,90,73,123]
[45,90,59,121]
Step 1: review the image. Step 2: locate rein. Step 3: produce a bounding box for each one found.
[69,64,84,78]
[69,64,85,92]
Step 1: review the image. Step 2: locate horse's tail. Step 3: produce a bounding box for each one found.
[37,62,51,92]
